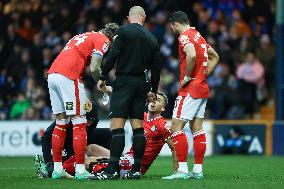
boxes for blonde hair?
[157,91,168,106]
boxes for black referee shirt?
[101,23,162,92]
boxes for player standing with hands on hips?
[162,11,219,180]
[96,6,162,180]
[47,23,118,180]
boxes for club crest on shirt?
[66,102,73,110]
[151,125,157,132]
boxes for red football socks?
[193,130,206,164]
[73,123,87,164]
[52,121,68,162]
[172,131,188,162]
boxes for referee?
[96,6,162,179]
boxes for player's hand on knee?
[84,99,93,112]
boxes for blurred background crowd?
[0,0,275,120]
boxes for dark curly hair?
[100,23,119,41]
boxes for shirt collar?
[182,27,196,35]
[147,114,162,122]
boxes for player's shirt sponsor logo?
[151,125,157,132]
[66,102,73,110]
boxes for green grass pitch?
[0,156,284,189]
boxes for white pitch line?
[0,167,34,170]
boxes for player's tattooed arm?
[90,53,103,81]
[207,47,219,76]
[166,139,179,172]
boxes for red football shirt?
[48,32,110,80]
[128,113,171,174]
[178,27,210,98]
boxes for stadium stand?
[0,0,276,120]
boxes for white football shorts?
[47,73,87,115]
[172,93,207,121]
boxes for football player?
[47,23,118,179]
[87,91,178,179]
[163,11,219,180]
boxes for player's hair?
[169,11,189,25]
[157,91,168,106]
[100,23,119,41]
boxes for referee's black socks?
[132,127,146,172]
[107,128,125,173]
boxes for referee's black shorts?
[110,74,149,120]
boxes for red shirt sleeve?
[92,35,110,57]
[158,120,172,142]
[179,34,194,52]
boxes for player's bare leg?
[188,117,206,179]
[162,118,189,179]
[87,144,110,157]
[51,112,73,179]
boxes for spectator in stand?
[9,92,30,119]
[0,0,276,120]
[17,17,38,43]
[256,34,275,93]
[236,51,266,116]
[208,63,243,119]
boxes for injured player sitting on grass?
[35,92,178,179]
[85,92,177,179]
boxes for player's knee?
[56,112,67,120]
[172,119,185,132]
[56,118,70,128]
[130,119,143,130]
[71,115,87,127]
[191,118,203,132]
[110,118,126,129]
